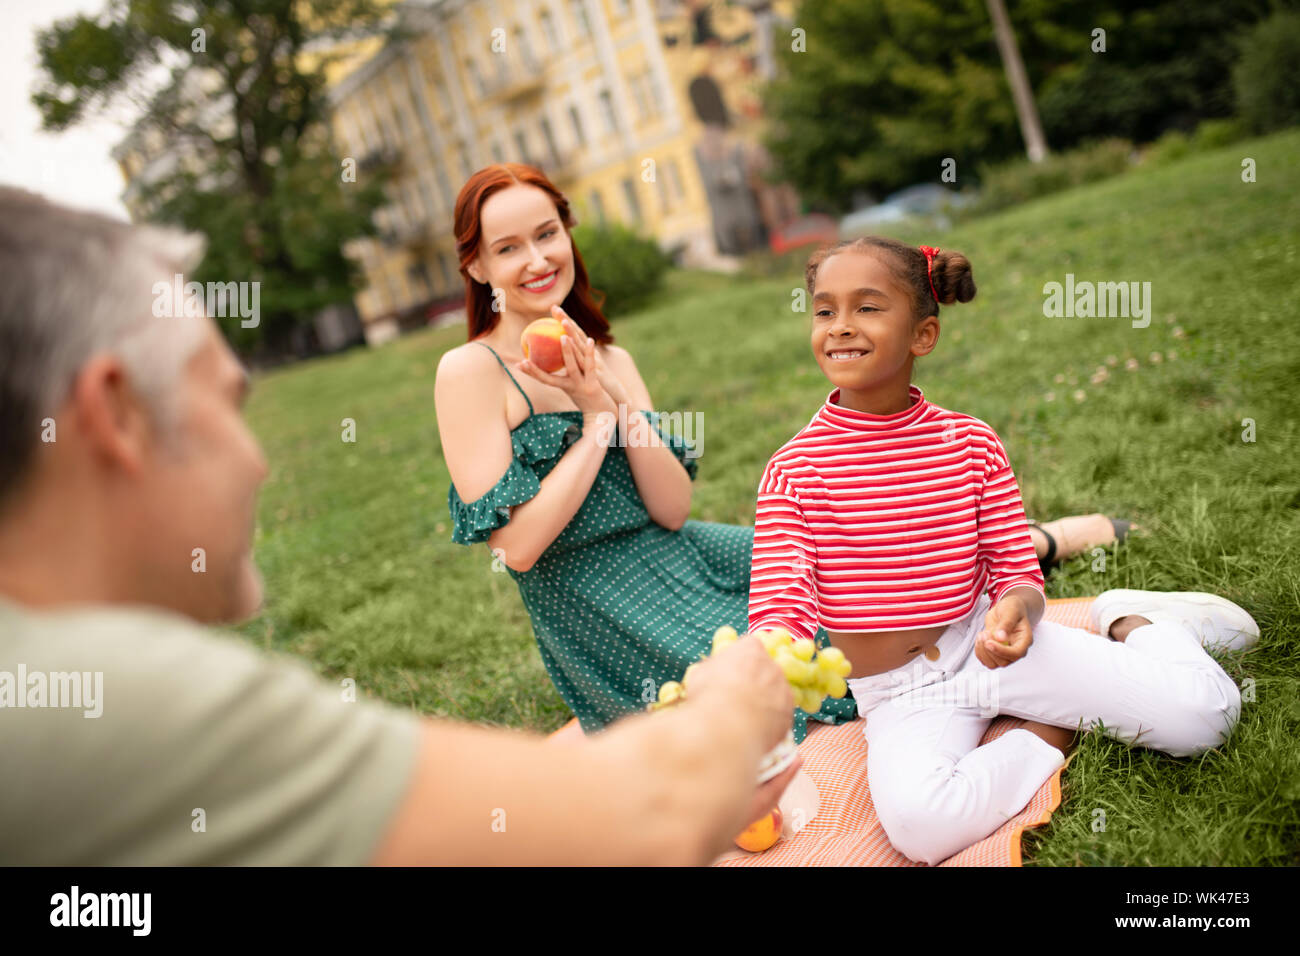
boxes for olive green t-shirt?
[0,595,422,865]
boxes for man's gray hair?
[0,186,209,504]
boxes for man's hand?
[682,635,794,752]
[974,593,1034,668]
[739,757,804,832]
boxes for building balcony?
[359,145,403,174]
[546,148,583,184]
[396,217,433,251]
[481,62,545,103]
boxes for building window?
[615,0,631,17]
[385,199,405,235]
[539,116,559,165]
[382,106,401,148]
[434,166,454,213]
[406,67,430,129]
[457,143,472,180]
[540,9,560,53]
[421,177,438,219]
[409,181,428,225]
[667,158,685,203]
[598,89,618,133]
[569,0,591,40]
[466,59,485,96]
[569,104,586,146]
[589,189,605,226]
[491,140,505,164]
[437,251,453,290]
[349,111,369,154]
[646,68,665,117]
[362,91,385,151]
[655,175,670,214]
[621,178,641,223]
[628,72,648,121]
[407,262,432,298]
[513,128,532,165]
[514,26,538,72]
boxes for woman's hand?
[543,304,631,408]
[516,306,616,418]
[975,594,1034,668]
[585,337,632,410]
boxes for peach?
[520,317,566,373]
[733,808,783,852]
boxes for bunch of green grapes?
[650,625,852,714]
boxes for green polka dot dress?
[448,344,857,744]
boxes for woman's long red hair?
[455,163,613,345]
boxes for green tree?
[761,0,1288,210]
[32,0,396,355]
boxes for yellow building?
[327,0,802,344]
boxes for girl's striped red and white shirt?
[747,384,1044,641]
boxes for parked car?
[838,184,976,236]
[769,213,840,255]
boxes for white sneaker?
[1090,589,1260,653]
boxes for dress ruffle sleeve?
[640,409,700,482]
[447,413,583,545]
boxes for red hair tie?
[919,245,940,302]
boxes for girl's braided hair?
[804,236,976,320]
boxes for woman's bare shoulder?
[599,342,636,372]
[435,342,507,414]
[437,341,500,379]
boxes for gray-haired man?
[0,186,804,865]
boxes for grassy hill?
[238,128,1300,864]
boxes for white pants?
[845,592,1242,865]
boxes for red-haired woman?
[434,163,1131,741]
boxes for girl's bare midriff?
[826,624,953,679]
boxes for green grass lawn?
[237,128,1300,865]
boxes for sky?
[0,0,135,221]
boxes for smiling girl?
[746,236,1256,864]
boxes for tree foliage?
[763,0,1293,211]
[33,0,398,353]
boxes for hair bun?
[931,250,976,305]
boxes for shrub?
[1192,117,1247,150]
[1233,9,1300,133]
[1143,129,1192,167]
[570,222,671,318]
[966,138,1134,217]
[1144,118,1250,166]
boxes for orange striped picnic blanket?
[546,596,1095,866]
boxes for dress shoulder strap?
[473,341,534,416]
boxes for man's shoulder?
[0,598,338,739]
[4,599,278,686]
[0,597,423,865]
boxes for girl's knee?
[1163,672,1242,756]
[878,802,969,865]
[874,778,972,865]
